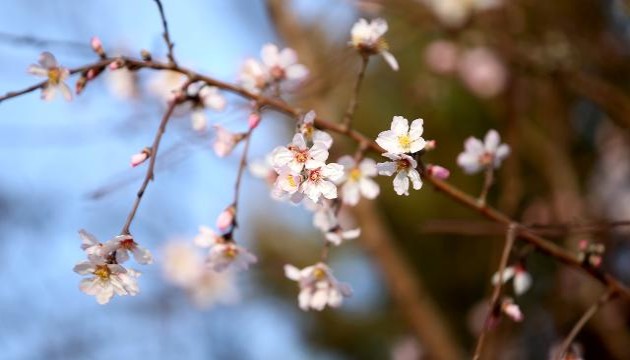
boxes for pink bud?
[427,165,450,180]
[87,68,97,80]
[130,148,151,167]
[216,205,236,232]
[579,240,588,251]
[501,299,523,322]
[248,112,261,130]
[91,36,103,54]
[425,140,437,151]
[109,62,120,70]
[590,255,603,268]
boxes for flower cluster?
[350,18,399,71]
[284,262,352,311]
[239,43,309,94]
[376,116,426,195]
[194,226,257,272]
[73,230,152,304]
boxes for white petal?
[381,51,399,71]
[38,51,58,68]
[457,152,482,174]
[310,288,329,311]
[312,131,333,149]
[342,228,361,239]
[291,133,307,149]
[393,172,410,196]
[464,136,485,155]
[27,64,47,77]
[391,116,410,136]
[491,266,515,285]
[359,178,380,199]
[322,163,344,181]
[284,264,302,281]
[484,129,500,153]
[375,130,400,154]
[298,289,312,311]
[132,246,153,265]
[408,169,423,190]
[260,43,280,67]
[325,232,343,246]
[342,182,361,206]
[359,158,377,176]
[318,180,339,200]
[285,64,309,81]
[41,86,56,101]
[376,161,397,176]
[191,110,207,132]
[494,144,511,164]
[514,271,532,295]
[73,261,95,275]
[59,82,73,101]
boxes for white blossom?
[336,156,380,206]
[377,153,422,196]
[27,51,72,101]
[301,163,344,202]
[421,0,502,27]
[106,67,138,100]
[189,84,227,132]
[194,226,257,272]
[350,18,399,71]
[74,257,139,304]
[102,234,153,265]
[325,228,361,246]
[148,69,186,103]
[162,242,239,309]
[312,203,360,245]
[272,166,303,201]
[457,129,510,174]
[260,43,309,83]
[376,116,426,155]
[213,125,244,158]
[79,229,104,257]
[299,110,333,149]
[284,262,352,311]
[238,58,269,94]
[271,133,329,173]
[492,265,532,296]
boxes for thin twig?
[341,54,369,129]
[120,82,190,234]
[473,223,518,360]
[0,32,90,53]
[232,129,254,222]
[478,165,494,206]
[152,0,177,65]
[556,289,616,360]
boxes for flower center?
[270,66,285,80]
[286,174,297,188]
[224,246,238,259]
[395,159,411,171]
[120,239,135,250]
[313,267,327,280]
[398,135,411,151]
[47,68,61,85]
[308,169,321,182]
[479,152,494,166]
[94,265,111,280]
[294,150,309,163]
[349,168,362,181]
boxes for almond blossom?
[238,58,269,94]
[271,166,303,202]
[194,226,257,272]
[260,43,309,84]
[27,51,72,101]
[298,110,333,149]
[301,163,344,202]
[350,18,399,71]
[336,155,380,206]
[457,129,510,174]
[73,257,139,304]
[190,84,226,132]
[102,234,153,265]
[492,265,532,296]
[284,262,352,311]
[213,125,245,158]
[376,116,426,155]
[271,133,329,173]
[162,242,239,309]
[377,153,422,196]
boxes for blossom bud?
[424,140,437,151]
[501,298,523,322]
[141,49,152,61]
[90,36,105,58]
[248,112,261,130]
[216,205,236,232]
[131,147,152,167]
[427,164,450,180]
[75,76,88,95]
[109,58,124,70]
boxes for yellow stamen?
[349,168,362,182]
[94,265,111,280]
[224,246,238,259]
[313,267,326,280]
[398,135,411,151]
[47,68,61,85]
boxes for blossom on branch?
[376,116,426,155]
[377,153,422,196]
[336,155,380,206]
[194,226,257,272]
[298,110,333,149]
[73,257,140,305]
[301,163,344,202]
[27,51,72,101]
[284,262,352,311]
[457,129,510,174]
[260,43,309,84]
[492,264,532,296]
[350,18,399,71]
[102,234,153,265]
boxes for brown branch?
[231,128,254,231]
[341,54,369,129]
[473,223,517,360]
[556,289,616,360]
[152,0,177,65]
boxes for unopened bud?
[216,205,236,232]
[501,298,523,322]
[248,112,261,129]
[109,58,124,70]
[427,164,450,180]
[130,147,152,167]
[90,36,106,58]
[424,140,437,151]
[75,76,88,95]
[140,49,152,61]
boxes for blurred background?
[1,0,630,359]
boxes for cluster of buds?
[578,240,605,268]
[73,230,152,304]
